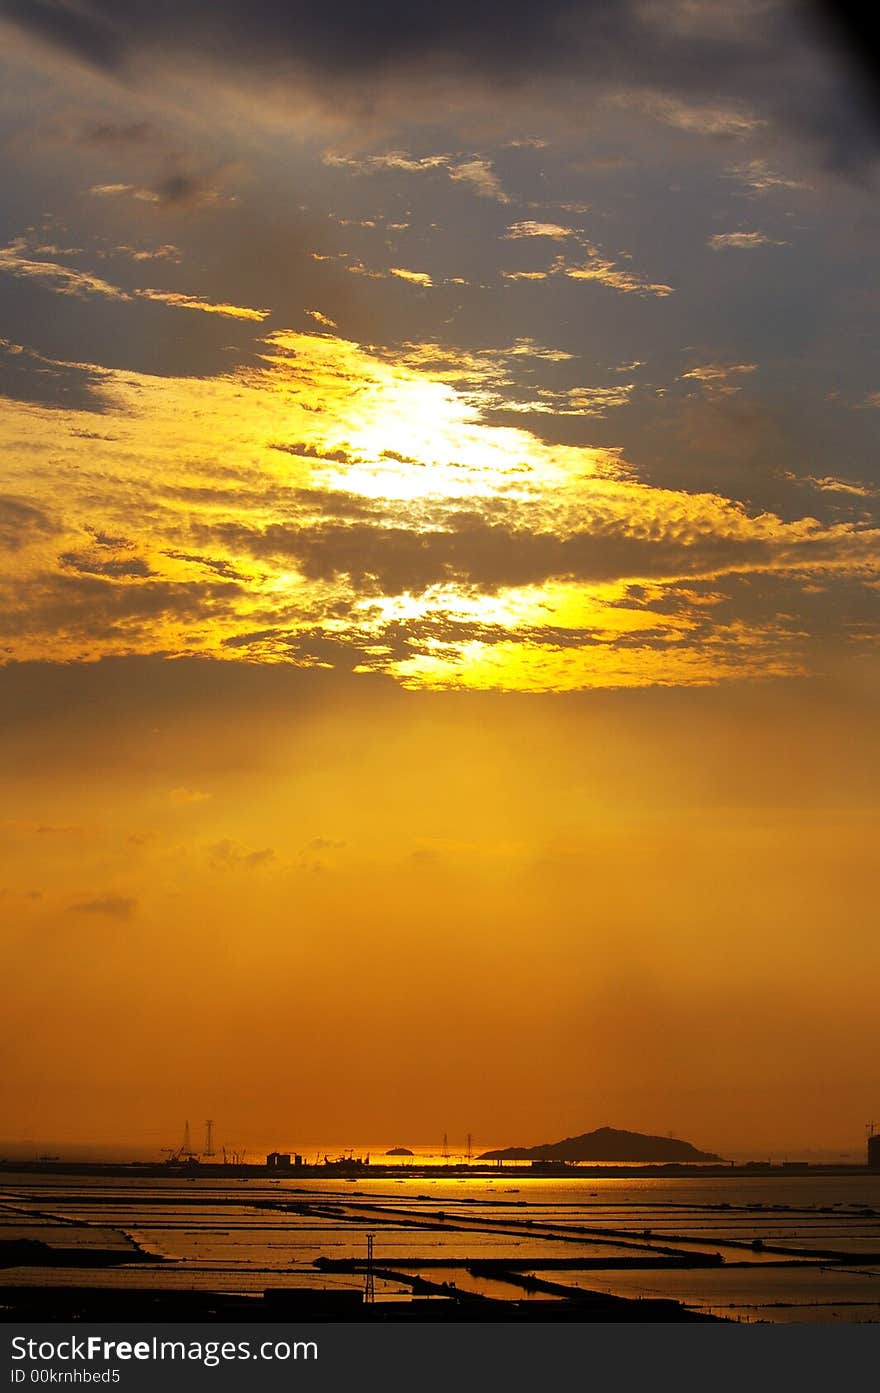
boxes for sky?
[0,1,878,1158]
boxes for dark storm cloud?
[809,2,880,122]
[644,569,880,638]
[3,1,877,170]
[286,486,381,520]
[0,572,241,642]
[207,511,878,595]
[0,339,109,413]
[162,549,246,580]
[152,173,208,207]
[2,0,585,76]
[270,442,353,465]
[0,495,58,551]
[59,551,154,579]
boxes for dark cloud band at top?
[0,0,791,87]
[3,0,877,171]
[1,0,589,76]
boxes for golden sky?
[0,0,878,1156]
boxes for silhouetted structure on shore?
[0,1157,871,1180]
[480,1126,722,1164]
[0,1282,722,1323]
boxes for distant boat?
[323,1152,369,1170]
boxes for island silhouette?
[479,1126,722,1163]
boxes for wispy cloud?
[562,251,674,297]
[503,248,673,297]
[787,473,878,499]
[725,159,812,194]
[614,92,765,137]
[0,241,267,320]
[389,267,433,286]
[325,151,509,202]
[135,290,270,321]
[681,363,758,394]
[708,231,787,250]
[446,158,508,202]
[0,241,129,301]
[110,244,182,263]
[89,175,232,208]
[504,221,575,240]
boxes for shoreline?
[1,1160,875,1181]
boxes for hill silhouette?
[479,1126,722,1163]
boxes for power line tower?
[364,1233,375,1304]
[204,1120,215,1157]
[465,1132,473,1163]
[441,1131,449,1163]
[182,1120,192,1156]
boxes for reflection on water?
[1,1172,878,1322]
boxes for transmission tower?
[441,1131,449,1162]
[465,1132,473,1163]
[204,1120,215,1157]
[364,1233,375,1303]
[182,1119,192,1156]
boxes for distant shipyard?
[3,1120,878,1180]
